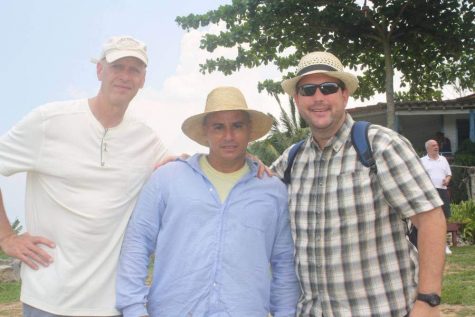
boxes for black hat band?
[297,64,337,76]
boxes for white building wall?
[444,115,458,152]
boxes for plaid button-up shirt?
[272,115,442,317]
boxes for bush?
[456,139,475,155]
[450,141,475,203]
[450,166,470,203]
[449,200,475,245]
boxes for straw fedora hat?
[182,86,273,147]
[281,51,359,96]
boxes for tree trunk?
[383,39,396,130]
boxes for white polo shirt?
[421,154,452,189]
[0,99,167,316]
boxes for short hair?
[425,139,437,150]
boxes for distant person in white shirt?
[421,139,453,254]
[0,35,167,316]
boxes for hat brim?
[282,70,358,96]
[105,50,148,65]
[91,50,148,65]
[182,109,273,147]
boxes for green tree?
[11,218,22,234]
[248,98,309,165]
[177,0,475,130]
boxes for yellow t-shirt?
[199,155,250,202]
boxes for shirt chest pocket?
[236,201,276,233]
[320,171,381,241]
[326,170,380,219]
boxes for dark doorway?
[457,119,469,148]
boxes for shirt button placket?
[315,156,327,282]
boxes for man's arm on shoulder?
[245,153,273,178]
[409,207,446,317]
[0,189,54,269]
[269,150,290,180]
[154,153,188,169]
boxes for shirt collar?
[311,113,354,153]
[185,153,258,177]
[426,154,441,161]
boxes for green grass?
[0,246,474,313]
[0,251,21,304]
[0,283,20,303]
[442,245,475,306]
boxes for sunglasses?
[297,82,342,96]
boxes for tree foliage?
[248,98,309,165]
[11,218,22,234]
[176,0,475,129]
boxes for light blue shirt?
[116,154,300,317]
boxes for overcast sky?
[0,0,383,227]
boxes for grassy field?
[1,246,474,316]
[0,283,19,304]
[441,245,475,316]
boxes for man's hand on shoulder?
[154,153,190,169]
[246,153,273,178]
[0,233,55,270]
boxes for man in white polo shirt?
[0,35,167,316]
[421,139,453,254]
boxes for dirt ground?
[0,302,474,317]
[0,302,20,317]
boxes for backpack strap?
[352,121,417,247]
[351,121,377,173]
[283,139,305,185]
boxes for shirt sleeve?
[0,108,44,176]
[269,184,301,316]
[116,172,163,317]
[372,128,443,218]
[270,147,291,180]
[152,136,170,167]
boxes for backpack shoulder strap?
[283,139,305,185]
[351,121,377,173]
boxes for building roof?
[348,93,475,116]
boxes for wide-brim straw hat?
[182,86,273,147]
[281,51,359,96]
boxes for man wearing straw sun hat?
[116,86,300,317]
[271,52,446,317]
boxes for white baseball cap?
[91,35,148,65]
